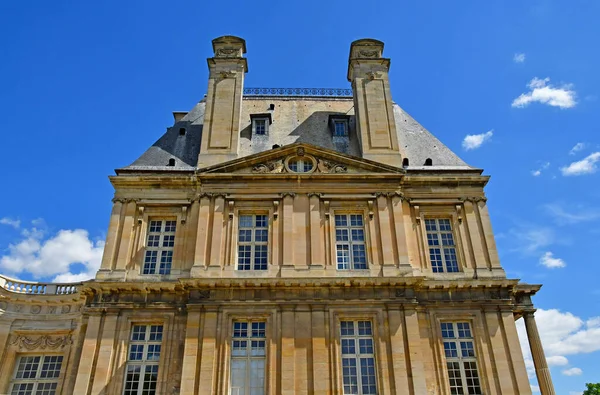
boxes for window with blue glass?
[441,322,481,395]
[230,321,266,395]
[143,219,176,275]
[123,325,163,395]
[425,218,459,273]
[238,214,268,271]
[340,320,377,395]
[335,214,367,270]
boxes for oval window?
[288,157,314,173]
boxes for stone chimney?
[347,39,403,167]
[197,36,248,167]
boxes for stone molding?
[9,334,73,350]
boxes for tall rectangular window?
[143,220,176,275]
[425,218,459,273]
[340,320,377,395]
[123,325,163,395]
[230,321,266,395]
[237,214,268,271]
[441,322,482,395]
[335,214,367,270]
[10,355,63,395]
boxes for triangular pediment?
[198,143,404,175]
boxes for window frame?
[333,119,349,137]
[9,354,64,395]
[423,217,460,273]
[414,207,466,274]
[141,218,177,275]
[439,321,483,395]
[338,320,378,395]
[251,116,271,136]
[229,320,267,395]
[284,154,317,174]
[122,324,164,395]
[235,211,270,271]
[333,212,369,270]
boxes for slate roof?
[119,96,472,172]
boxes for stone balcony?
[0,274,80,295]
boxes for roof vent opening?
[269,103,275,110]
[179,128,186,136]
[168,158,176,166]
[424,158,433,166]
[402,158,409,167]
[272,144,280,149]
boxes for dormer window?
[250,113,272,136]
[329,115,350,137]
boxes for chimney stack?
[347,39,403,167]
[198,36,248,167]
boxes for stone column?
[523,312,555,395]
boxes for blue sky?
[0,1,598,393]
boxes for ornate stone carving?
[218,71,237,80]
[100,293,119,303]
[61,305,71,314]
[388,191,405,200]
[462,196,487,203]
[359,50,379,58]
[30,305,41,314]
[10,334,73,350]
[280,192,296,198]
[307,192,323,198]
[252,160,285,173]
[197,290,211,299]
[0,301,7,310]
[48,306,57,314]
[215,48,239,58]
[317,160,347,173]
[365,71,382,80]
[297,147,305,157]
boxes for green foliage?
[583,383,600,395]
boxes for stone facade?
[0,36,554,395]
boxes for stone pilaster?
[524,312,555,395]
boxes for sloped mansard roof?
[121,96,472,172]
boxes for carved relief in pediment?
[250,154,348,174]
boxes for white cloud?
[514,53,526,63]
[0,217,21,229]
[531,384,540,393]
[569,392,583,395]
[508,225,556,254]
[546,355,569,366]
[561,152,600,176]
[562,367,583,376]
[462,130,494,150]
[569,142,586,155]
[539,251,566,268]
[512,77,577,109]
[517,309,600,382]
[543,203,600,225]
[0,224,104,282]
[531,162,550,177]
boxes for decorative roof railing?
[0,274,81,295]
[243,87,353,97]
